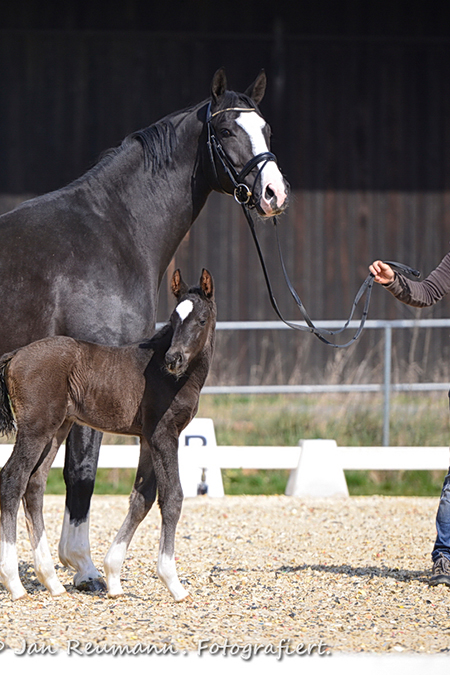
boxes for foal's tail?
[0,356,16,437]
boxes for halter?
[205,102,277,206]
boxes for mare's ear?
[200,268,214,299]
[245,70,266,105]
[211,68,227,104]
[171,269,189,299]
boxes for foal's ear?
[211,68,227,104]
[200,268,214,299]
[245,70,266,105]
[171,269,189,299]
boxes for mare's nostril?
[265,186,275,201]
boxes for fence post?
[383,324,392,447]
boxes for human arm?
[369,253,450,308]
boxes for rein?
[205,101,421,347]
[242,205,421,348]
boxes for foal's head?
[164,268,216,378]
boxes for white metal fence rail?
[204,318,450,446]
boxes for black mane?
[131,119,177,172]
[130,92,258,176]
[69,116,179,188]
[78,94,256,186]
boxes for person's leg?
[430,468,450,586]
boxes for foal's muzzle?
[164,350,186,377]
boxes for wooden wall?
[1,10,450,384]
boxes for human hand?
[369,260,395,285]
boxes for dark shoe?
[430,554,450,587]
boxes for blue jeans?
[432,467,450,562]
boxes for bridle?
[206,102,277,207]
[205,101,421,348]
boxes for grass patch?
[45,467,136,495]
[197,392,450,448]
[345,469,447,496]
[222,469,290,495]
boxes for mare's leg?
[22,421,73,597]
[58,424,105,591]
[0,431,54,600]
[151,430,188,602]
[104,438,157,597]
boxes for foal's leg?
[104,438,157,597]
[150,430,188,602]
[0,431,54,600]
[22,421,73,597]
[58,425,105,591]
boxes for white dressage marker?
[178,418,225,498]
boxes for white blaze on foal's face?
[235,111,287,215]
[176,299,194,323]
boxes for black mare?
[0,68,288,591]
[0,269,215,601]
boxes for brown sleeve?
[383,252,450,308]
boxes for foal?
[0,268,215,601]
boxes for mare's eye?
[220,128,231,138]
[199,319,206,326]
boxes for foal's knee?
[158,484,183,522]
[23,472,46,509]
[0,465,27,508]
[128,486,155,521]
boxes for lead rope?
[242,205,421,348]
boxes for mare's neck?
[90,103,212,276]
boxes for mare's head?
[205,68,289,217]
[164,268,216,378]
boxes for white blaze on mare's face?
[236,111,268,156]
[236,111,287,214]
[176,299,194,323]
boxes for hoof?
[107,587,124,599]
[50,588,67,598]
[175,592,191,603]
[12,591,29,602]
[75,577,107,593]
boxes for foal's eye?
[199,319,206,326]
[220,128,231,138]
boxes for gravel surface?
[1,494,449,656]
